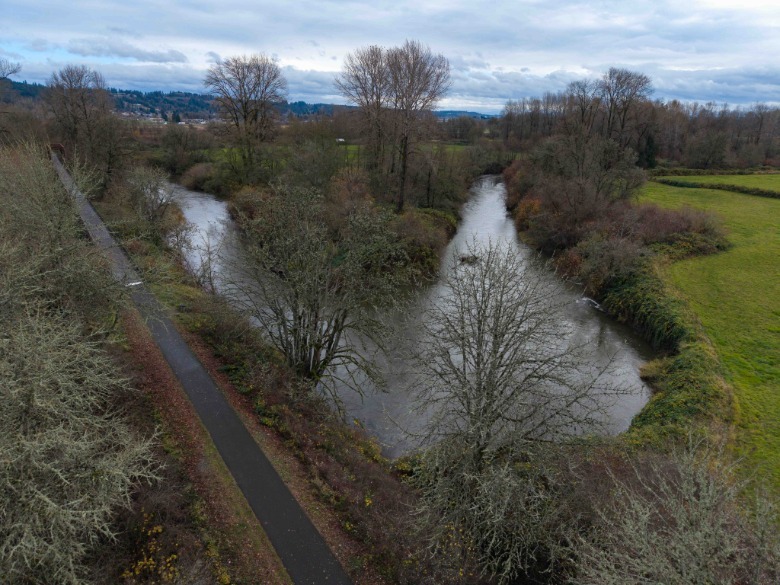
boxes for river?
[173,178,652,457]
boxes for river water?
[173,178,652,457]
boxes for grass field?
[657,173,780,193]
[640,182,780,485]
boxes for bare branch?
[0,58,21,79]
[204,54,287,174]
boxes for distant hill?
[108,88,215,119]
[7,80,493,120]
[8,80,46,100]
[435,110,497,120]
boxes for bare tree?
[204,54,287,178]
[224,184,408,404]
[45,65,124,189]
[410,240,623,583]
[335,45,389,171]
[126,165,178,244]
[0,58,21,79]
[598,67,653,146]
[0,58,20,103]
[412,240,620,464]
[337,41,450,211]
[386,40,451,212]
[564,79,601,138]
[46,65,112,151]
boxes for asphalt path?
[53,155,352,585]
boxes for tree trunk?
[396,134,409,213]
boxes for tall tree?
[45,65,123,189]
[337,41,450,212]
[204,54,287,179]
[46,65,111,152]
[0,58,21,79]
[335,45,389,171]
[411,240,623,583]
[0,59,21,138]
[224,184,407,404]
[598,67,653,146]
[386,40,451,213]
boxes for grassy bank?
[639,182,780,486]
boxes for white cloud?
[67,38,188,64]
[4,0,780,109]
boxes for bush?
[601,265,692,351]
[653,177,780,200]
[569,234,643,294]
[575,440,780,584]
[180,162,217,192]
[392,208,451,277]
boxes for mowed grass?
[658,173,780,192]
[640,182,780,485]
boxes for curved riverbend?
[174,178,652,457]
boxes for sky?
[2,0,779,113]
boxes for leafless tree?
[412,240,620,464]
[0,58,20,103]
[45,65,124,189]
[46,65,112,150]
[386,40,451,212]
[337,41,450,212]
[126,165,178,244]
[335,45,389,171]
[204,54,287,177]
[598,67,653,146]
[564,79,601,138]
[223,183,407,405]
[410,240,624,582]
[0,58,21,79]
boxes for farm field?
[657,173,780,192]
[640,182,780,485]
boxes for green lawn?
[657,173,780,193]
[640,182,780,485]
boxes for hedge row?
[652,178,780,200]
[647,167,772,177]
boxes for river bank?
[174,177,653,457]
[501,161,737,447]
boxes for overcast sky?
[2,0,779,113]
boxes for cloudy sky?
[2,0,779,113]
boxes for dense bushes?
[0,143,160,583]
[575,440,780,585]
[503,148,728,297]
[502,138,734,445]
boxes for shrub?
[180,162,217,192]
[571,234,643,294]
[0,312,159,584]
[575,440,780,584]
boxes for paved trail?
[53,155,352,585]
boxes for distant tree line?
[497,68,780,169]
